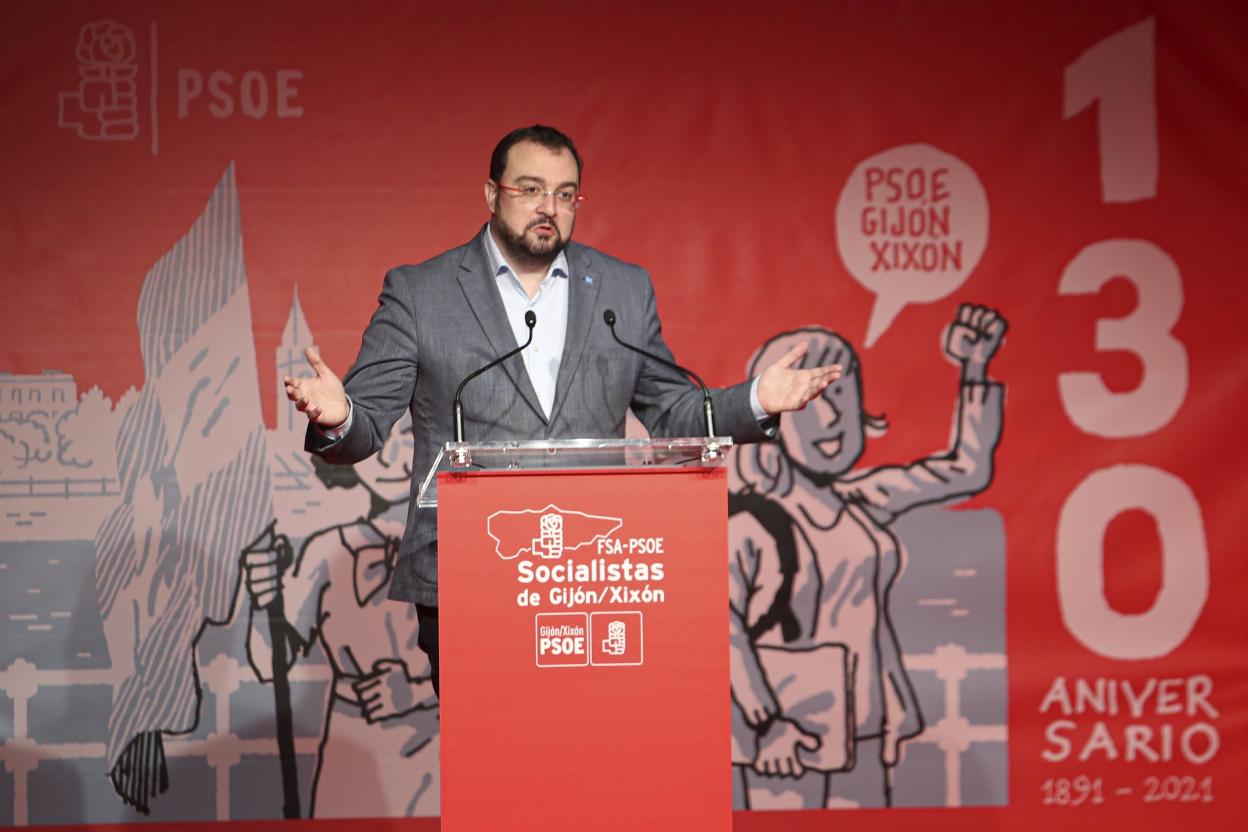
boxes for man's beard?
[493,213,570,268]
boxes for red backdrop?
[1,1,1245,830]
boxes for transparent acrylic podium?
[427,436,735,831]
[417,436,732,507]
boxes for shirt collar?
[483,223,569,287]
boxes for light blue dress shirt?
[481,224,568,419]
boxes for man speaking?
[282,125,841,691]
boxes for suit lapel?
[549,244,599,425]
[455,235,547,423]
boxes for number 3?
[1058,240,1188,438]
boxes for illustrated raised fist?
[945,303,1007,380]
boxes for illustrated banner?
[0,2,1244,830]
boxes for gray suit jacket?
[308,228,772,605]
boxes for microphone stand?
[451,311,537,461]
[603,308,716,440]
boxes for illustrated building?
[0,371,77,420]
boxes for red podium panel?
[437,467,730,831]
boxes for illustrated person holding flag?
[282,124,844,691]
[243,414,441,818]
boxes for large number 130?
[1056,18,1209,661]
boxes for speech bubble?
[835,144,989,346]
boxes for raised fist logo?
[58,20,140,141]
[534,513,564,559]
[602,620,627,656]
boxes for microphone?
[603,308,716,438]
[453,310,537,442]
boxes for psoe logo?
[602,620,627,656]
[58,20,139,141]
[486,505,622,561]
[56,19,306,153]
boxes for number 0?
[1057,464,1209,659]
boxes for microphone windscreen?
[525,310,537,328]
[603,309,617,327]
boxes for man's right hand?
[284,346,349,428]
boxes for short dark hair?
[489,125,583,183]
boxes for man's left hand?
[756,341,842,415]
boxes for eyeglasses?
[495,182,587,210]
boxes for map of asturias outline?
[486,505,623,560]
